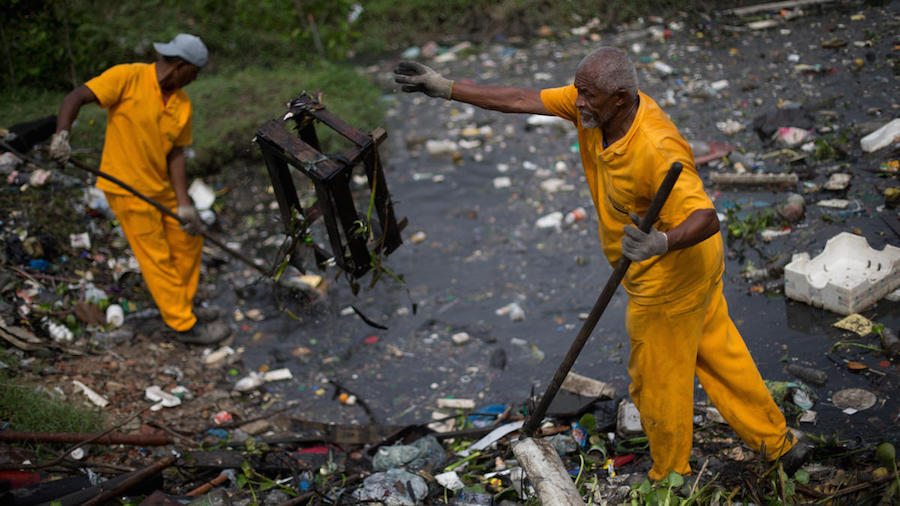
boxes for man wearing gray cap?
[50,33,230,345]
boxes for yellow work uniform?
[541,85,792,480]
[86,63,201,331]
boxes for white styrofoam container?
[785,232,900,315]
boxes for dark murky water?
[214,2,898,446]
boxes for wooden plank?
[723,0,837,16]
[512,438,585,506]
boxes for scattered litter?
[435,471,465,491]
[561,371,616,399]
[860,118,899,152]
[785,363,828,385]
[188,179,216,210]
[535,211,563,230]
[410,231,427,244]
[493,176,511,189]
[203,345,236,365]
[716,119,744,135]
[823,173,851,191]
[617,400,643,436]
[564,206,587,225]
[234,368,293,392]
[459,421,524,457]
[495,302,525,321]
[352,469,428,505]
[451,332,471,345]
[831,388,877,413]
[425,139,458,155]
[145,385,182,410]
[69,232,91,249]
[44,318,73,342]
[785,232,900,314]
[105,304,124,327]
[437,398,475,409]
[526,115,569,128]
[775,127,812,147]
[833,313,873,336]
[72,380,109,408]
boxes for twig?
[82,455,176,506]
[815,472,896,503]
[689,458,709,497]
[146,420,200,448]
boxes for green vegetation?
[0,375,104,433]
[0,62,384,172]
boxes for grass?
[0,375,104,434]
[0,61,385,174]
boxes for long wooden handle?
[520,161,683,438]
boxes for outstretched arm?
[393,61,551,115]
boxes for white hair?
[576,47,639,96]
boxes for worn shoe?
[780,430,813,476]
[194,305,222,323]
[173,321,231,345]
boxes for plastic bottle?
[860,118,900,152]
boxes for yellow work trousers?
[626,276,792,481]
[106,192,202,332]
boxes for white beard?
[579,109,599,129]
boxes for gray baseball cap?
[153,33,208,68]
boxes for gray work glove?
[621,213,668,262]
[393,61,453,99]
[49,130,71,163]
[177,204,203,236]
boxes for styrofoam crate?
[784,232,900,315]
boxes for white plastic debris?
[188,179,216,210]
[203,345,236,365]
[69,232,91,250]
[652,60,674,76]
[437,398,475,409]
[459,421,524,457]
[823,173,851,191]
[561,371,616,399]
[451,332,471,345]
[540,178,568,193]
[860,118,900,152]
[616,400,644,436]
[526,115,568,127]
[816,198,850,209]
[435,471,465,491]
[493,176,511,189]
[785,232,900,315]
[145,385,182,410]
[234,373,265,392]
[775,127,812,147]
[425,139,458,155]
[535,211,563,231]
[105,304,124,328]
[716,119,744,135]
[45,318,73,342]
[73,380,109,408]
[263,368,293,382]
[495,302,525,321]
[234,368,293,392]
